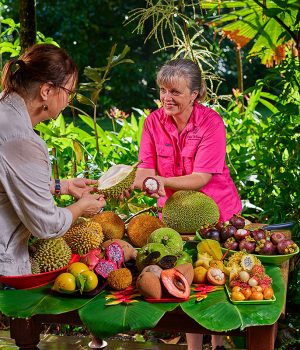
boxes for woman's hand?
[61,178,97,199]
[77,192,106,218]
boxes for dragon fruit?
[94,259,117,278]
[105,242,124,268]
[80,248,102,270]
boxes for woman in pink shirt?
[134,58,242,350]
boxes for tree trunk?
[19,0,36,52]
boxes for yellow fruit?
[52,273,76,294]
[76,270,98,292]
[231,291,245,301]
[67,262,89,277]
[193,266,208,283]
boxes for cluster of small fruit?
[229,264,274,301]
[200,215,298,255]
[52,261,98,294]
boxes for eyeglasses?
[58,86,77,103]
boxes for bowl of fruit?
[200,216,298,266]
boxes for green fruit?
[176,251,193,266]
[149,227,183,254]
[136,243,170,271]
[97,162,140,199]
[162,191,220,233]
[32,238,72,273]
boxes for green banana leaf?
[181,265,285,331]
[79,292,178,338]
[0,285,95,318]
[0,266,285,335]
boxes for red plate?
[145,297,189,303]
[0,254,80,290]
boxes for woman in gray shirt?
[0,44,105,276]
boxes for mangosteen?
[223,237,239,250]
[229,214,245,229]
[270,232,286,245]
[206,228,221,242]
[199,227,212,238]
[256,240,277,255]
[234,228,250,241]
[251,229,266,241]
[277,239,298,254]
[142,177,159,195]
[215,221,225,231]
[220,225,237,241]
[239,239,256,253]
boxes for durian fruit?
[64,221,104,254]
[29,257,41,274]
[97,162,140,199]
[107,268,132,290]
[32,237,72,273]
[127,214,165,248]
[92,211,125,240]
[162,191,220,233]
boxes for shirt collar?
[1,92,33,130]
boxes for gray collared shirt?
[0,92,72,276]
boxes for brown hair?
[1,43,78,100]
[156,58,207,101]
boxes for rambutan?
[251,264,265,275]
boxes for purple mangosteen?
[206,228,221,242]
[223,237,239,250]
[277,239,298,254]
[220,225,237,241]
[234,228,250,241]
[229,214,245,229]
[239,239,256,253]
[256,240,277,255]
[251,229,266,242]
[270,232,286,245]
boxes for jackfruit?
[64,221,104,254]
[127,214,165,248]
[162,191,220,233]
[32,237,72,272]
[97,162,140,199]
[92,211,125,240]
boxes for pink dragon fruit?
[80,248,102,270]
[94,259,117,278]
[105,242,124,268]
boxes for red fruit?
[142,177,159,194]
[223,237,239,250]
[220,225,237,241]
[239,239,256,253]
[251,229,266,241]
[251,265,265,275]
[105,242,124,268]
[161,268,190,299]
[94,259,117,278]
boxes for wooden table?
[9,308,277,350]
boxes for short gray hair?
[156,58,206,101]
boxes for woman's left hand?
[62,178,97,199]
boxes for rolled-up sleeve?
[138,118,157,169]
[0,137,72,238]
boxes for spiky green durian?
[32,237,72,272]
[29,257,41,274]
[63,221,104,254]
[162,191,220,234]
[97,162,140,199]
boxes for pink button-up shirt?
[138,103,242,221]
